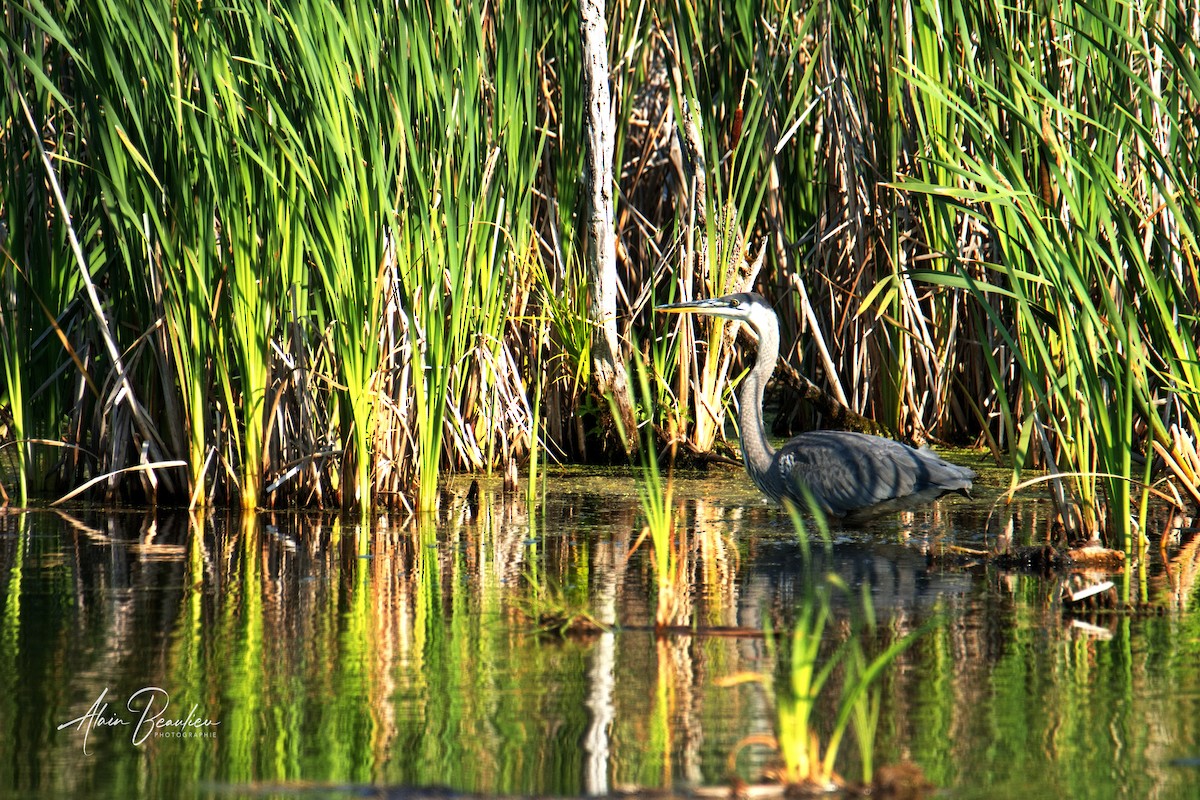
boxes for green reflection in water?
[0,481,1198,799]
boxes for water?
[2,466,1199,799]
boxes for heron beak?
[656,298,733,315]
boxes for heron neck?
[737,322,778,485]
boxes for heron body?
[658,292,975,517]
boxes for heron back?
[769,430,975,516]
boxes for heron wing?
[778,431,974,516]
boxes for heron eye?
[730,298,740,307]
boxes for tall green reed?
[1,3,98,502]
[392,0,542,512]
[658,0,818,451]
[898,0,1200,546]
[0,238,27,504]
[822,0,906,433]
[531,0,632,462]
[277,2,398,514]
[4,0,1197,521]
[2,0,546,511]
[3,0,198,502]
[620,353,683,628]
[2,2,283,507]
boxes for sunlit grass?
[393,0,543,513]
[897,0,1200,547]
[723,500,932,791]
[618,353,687,628]
[656,0,817,453]
[518,576,608,636]
[1,0,544,510]
[1,0,1197,520]
[0,260,27,505]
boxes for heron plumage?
[659,292,975,516]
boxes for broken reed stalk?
[580,0,638,454]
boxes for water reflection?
[0,475,1198,799]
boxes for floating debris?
[1067,580,1115,604]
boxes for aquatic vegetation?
[619,353,688,629]
[723,505,931,791]
[1,0,542,511]
[1,0,1197,527]
[894,0,1200,548]
[519,577,608,637]
[655,0,817,453]
[715,575,931,786]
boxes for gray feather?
[658,292,977,517]
[773,431,975,517]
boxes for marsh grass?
[652,0,817,453]
[2,0,544,510]
[0,260,27,504]
[721,501,930,790]
[616,353,688,628]
[519,576,608,637]
[2,0,1199,523]
[395,0,544,512]
[897,0,1200,545]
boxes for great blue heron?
[658,292,975,517]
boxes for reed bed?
[2,0,1198,543]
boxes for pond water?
[2,464,1200,799]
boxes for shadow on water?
[2,464,1200,799]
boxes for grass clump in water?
[720,501,934,793]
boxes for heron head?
[656,292,773,328]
